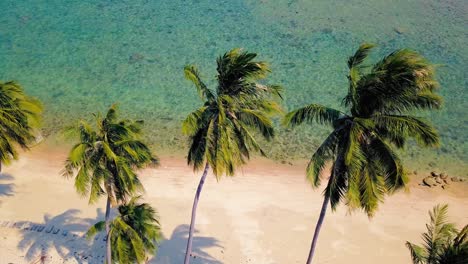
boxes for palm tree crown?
[63,104,158,204]
[0,81,42,168]
[87,196,162,263]
[406,204,468,264]
[183,48,283,177]
[285,43,442,216]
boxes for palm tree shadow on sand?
[17,208,108,263]
[151,224,223,264]
[0,173,15,197]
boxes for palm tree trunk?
[306,194,330,264]
[184,163,210,264]
[105,196,112,264]
[0,161,2,173]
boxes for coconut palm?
[0,81,42,172]
[63,104,158,264]
[284,43,442,263]
[182,48,283,263]
[406,204,468,264]
[87,196,162,263]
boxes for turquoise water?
[0,0,467,175]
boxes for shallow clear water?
[0,0,467,175]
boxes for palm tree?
[87,196,162,263]
[406,204,468,264]
[0,81,42,172]
[182,48,283,264]
[63,104,158,264]
[284,43,442,264]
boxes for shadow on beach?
[152,224,223,264]
[16,208,107,263]
[0,173,15,197]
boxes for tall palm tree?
[0,81,42,172]
[406,204,468,264]
[182,48,283,263]
[284,43,442,264]
[87,196,162,263]
[63,104,158,264]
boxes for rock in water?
[129,53,145,64]
[440,173,448,180]
[435,177,443,184]
[423,176,437,187]
[394,27,406,34]
[431,171,439,177]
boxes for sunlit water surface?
[1,0,466,175]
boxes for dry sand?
[0,145,467,264]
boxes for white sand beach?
[0,145,467,264]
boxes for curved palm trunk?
[184,163,210,264]
[105,196,112,264]
[306,194,330,264]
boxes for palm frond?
[284,104,343,127]
[306,129,342,187]
[86,221,106,239]
[184,48,282,178]
[237,109,274,140]
[0,81,43,165]
[423,204,457,262]
[64,105,157,207]
[182,106,208,136]
[405,242,427,264]
[407,204,466,264]
[347,43,376,69]
[355,48,441,115]
[184,65,214,101]
[373,115,439,147]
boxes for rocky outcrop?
[421,171,465,189]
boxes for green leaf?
[284,104,343,127]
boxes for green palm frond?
[63,105,157,205]
[285,43,442,220]
[306,129,342,187]
[187,122,209,170]
[325,142,349,210]
[356,163,386,216]
[284,104,343,127]
[184,48,282,178]
[343,43,376,108]
[406,204,466,264]
[367,136,407,193]
[184,65,214,101]
[0,81,43,166]
[406,242,427,264]
[238,109,274,140]
[86,221,106,239]
[347,43,376,69]
[373,115,439,147]
[438,224,468,264]
[423,204,458,262]
[354,49,441,116]
[182,106,208,136]
[216,49,270,96]
[87,196,162,263]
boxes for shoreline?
[0,144,467,263]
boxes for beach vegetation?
[63,104,158,264]
[284,43,442,263]
[182,48,283,263]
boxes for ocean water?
[0,0,466,175]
